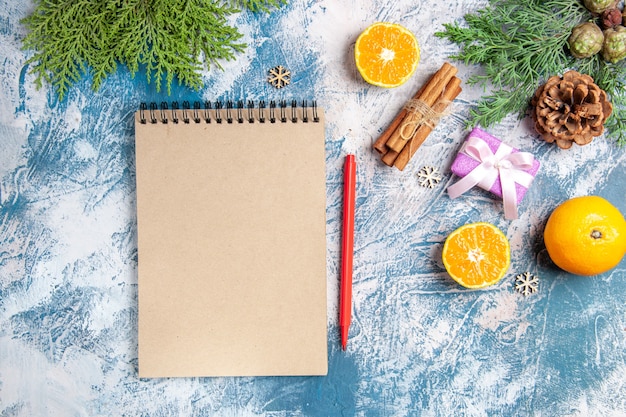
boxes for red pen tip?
[340,325,349,351]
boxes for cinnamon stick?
[385,62,458,154]
[381,77,461,170]
[380,148,400,166]
[373,82,428,155]
[381,77,462,167]
[393,79,462,171]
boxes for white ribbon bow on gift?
[447,134,536,220]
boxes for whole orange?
[544,196,626,276]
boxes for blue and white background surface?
[2,0,626,415]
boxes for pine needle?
[436,0,626,145]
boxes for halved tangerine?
[442,222,511,288]
[354,22,420,88]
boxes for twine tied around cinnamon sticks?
[373,62,462,171]
[399,98,446,139]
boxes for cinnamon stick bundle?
[372,62,462,170]
[373,82,428,155]
[393,79,462,171]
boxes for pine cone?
[531,70,613,149]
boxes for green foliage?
[21,0,285,100]
[231,0,287,12]
[436,0,626,145]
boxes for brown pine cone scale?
[531,70,612,149]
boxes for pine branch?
[22,0,98,99]
[231,0,287,12]
[466,86,536,130]
[21,0,279,100]
[595,62,626,145]
[436,0,626,144]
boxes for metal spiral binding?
[139,100,319,124]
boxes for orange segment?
[355,22,420,88]
[442,222,511,288]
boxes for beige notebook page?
[135,106,327,377]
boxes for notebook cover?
[135,106,328,377]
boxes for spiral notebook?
[135,100,328,378]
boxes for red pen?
[340,154,356,351]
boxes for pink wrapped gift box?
[449,127,540,218]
